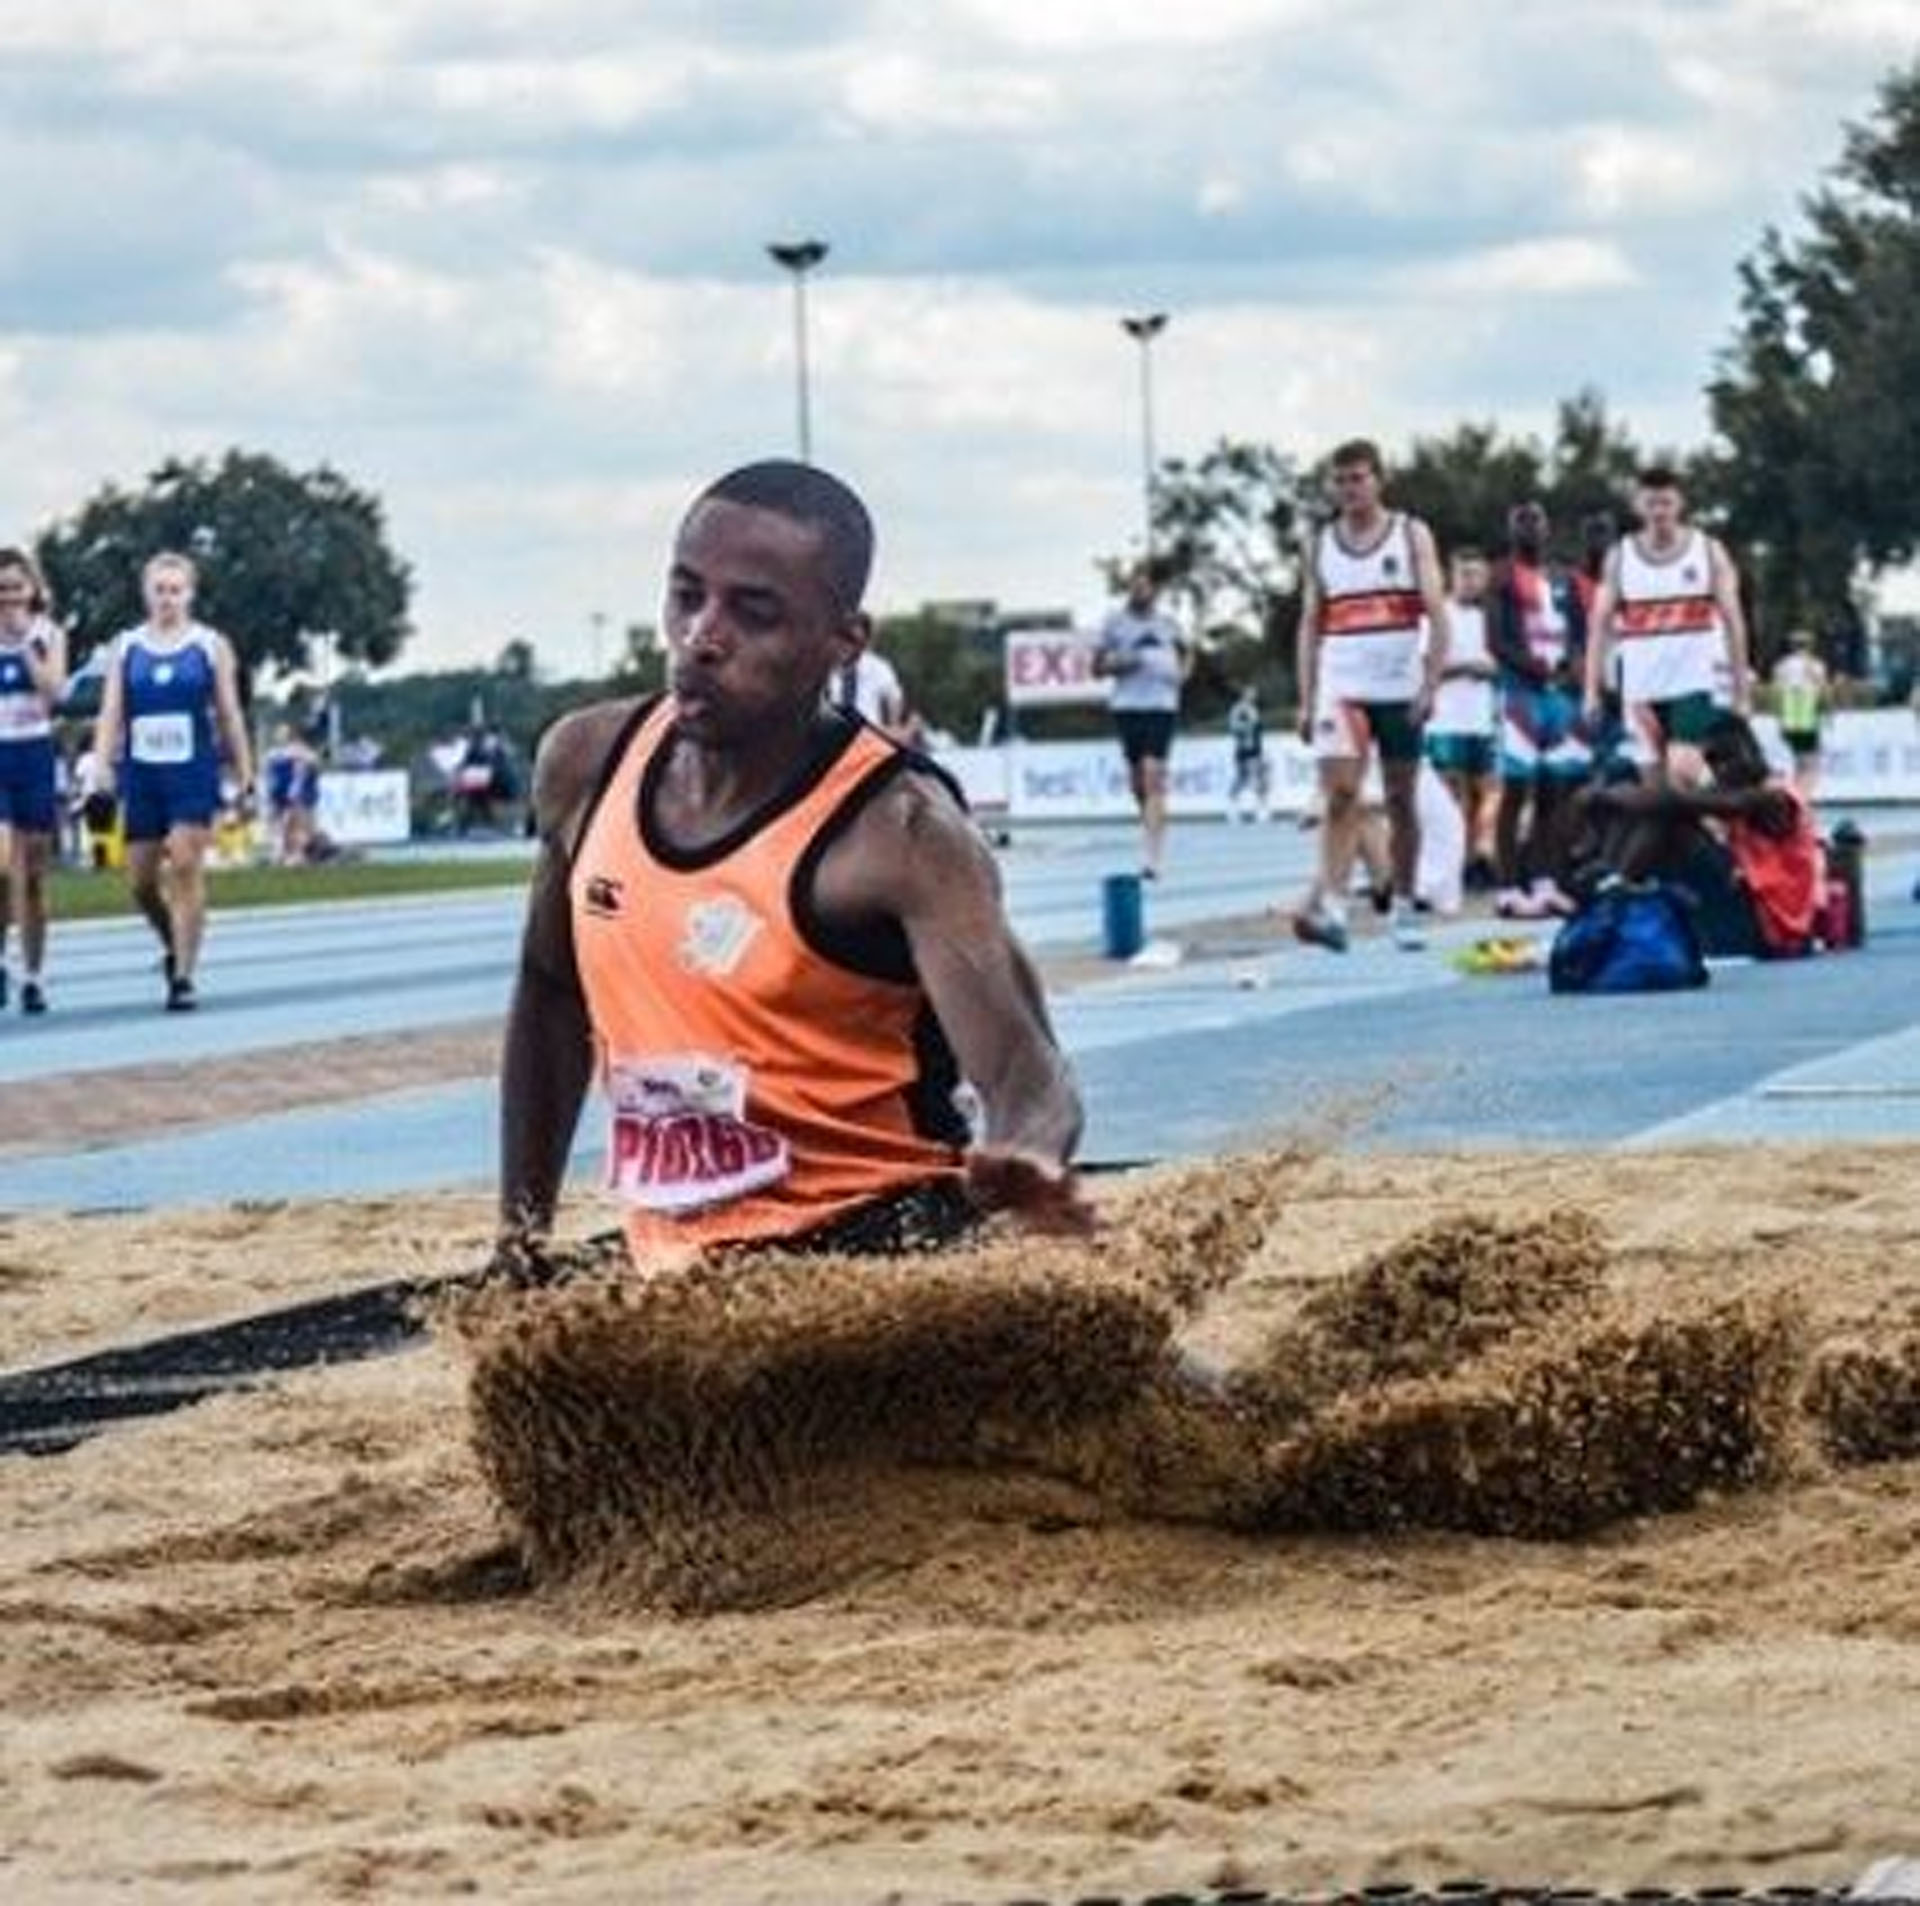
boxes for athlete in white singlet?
[1585,466,1750,773]
[1292,438,1449,951]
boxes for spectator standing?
[1226,684,1271,823]
[264,722,324,864]
[1488,501,1590,918]
[1093,566,1188,881]
[1585,466,1752,772]
[1425,548,1499,892]
[1771,628,1829,797]
[1292,438,1449,951]
[0,547,66,1013]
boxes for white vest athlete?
[1614,528,1726,705]
[1313,514,1426,703]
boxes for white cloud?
[839,51,1058,133]
[0,0,1911,666]
[1409,237,1642,298]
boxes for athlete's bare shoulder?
[825,751,988,912]
[532,695,651,843]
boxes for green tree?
[1385,422,1547,557]
[874,606,1006,742]
[1142,438,1306,647]
[1709,59,1920,641]
[36,449,413,684]
[495,638,538,682]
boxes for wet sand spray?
[456,1154,1827,1610]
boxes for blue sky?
[0,0,1911,673]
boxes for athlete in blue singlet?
[92,551,253,1011]
[0,548,66,1015]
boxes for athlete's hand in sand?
[965,1148,1098,1236]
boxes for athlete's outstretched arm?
[843,777,1089,1231]
[496,705,630,1252]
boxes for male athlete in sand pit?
[496,459,1092,1273]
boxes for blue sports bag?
[1548,880,1709,994]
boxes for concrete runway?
[2,816,1916,1212]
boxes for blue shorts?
[1428,732,1495,777]
[0,738,56,833]
[123,759,220,842]
[1500,684,1591,783]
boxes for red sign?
[1004,628,1103,708]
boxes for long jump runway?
[1,821,1916,1214]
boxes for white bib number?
[0,693,48,739]
[130,712,194,765]
[604,1054,791,1216]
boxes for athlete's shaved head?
[697,461,874,616]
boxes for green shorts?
[1636,692,1720,749]
[1313,699,1424,765]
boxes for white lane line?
[1621,1020,1920,1145]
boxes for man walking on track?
[1093,565,1189,882]
[1584,466,1751,774]
[1292,438,1450,952]
[497,460,1090,1272]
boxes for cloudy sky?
[0,1,1912,674]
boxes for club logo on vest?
[584,874,623,917]
[678,894,764,977]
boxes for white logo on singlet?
[677,895,764,977]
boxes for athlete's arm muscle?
[497,701,637,1249]
[823,776,1090,1231]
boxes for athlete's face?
[1450,556,1489,604]
[1638,484,1684,538]
[1330,459,1380,517]
[144,565,194,626]
[1508,502,1549,557]
[664,498,854,745]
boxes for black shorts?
[1114,710,1177,765]
[784,1178,982,1256]
[1782,728,1820,760]
[1671,833,1762,959]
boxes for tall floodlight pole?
[767,239,830,463]
[1120,312,1168,557]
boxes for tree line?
[24,58,1920,753]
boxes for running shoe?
[1291,906,1350,953]
[1530,877,1578,917]
[165,975,198,1013]
[1390,900,1427,951]
[20,980,45,1016]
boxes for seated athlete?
[1580,711,1823,959]
[497,460,1090,1273]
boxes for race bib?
[130,712,194,765]
[0,693,48,739]
[604,1054,791,1216]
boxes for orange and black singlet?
[567,699,968,1260]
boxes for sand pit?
[3,1145,1920,1902]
